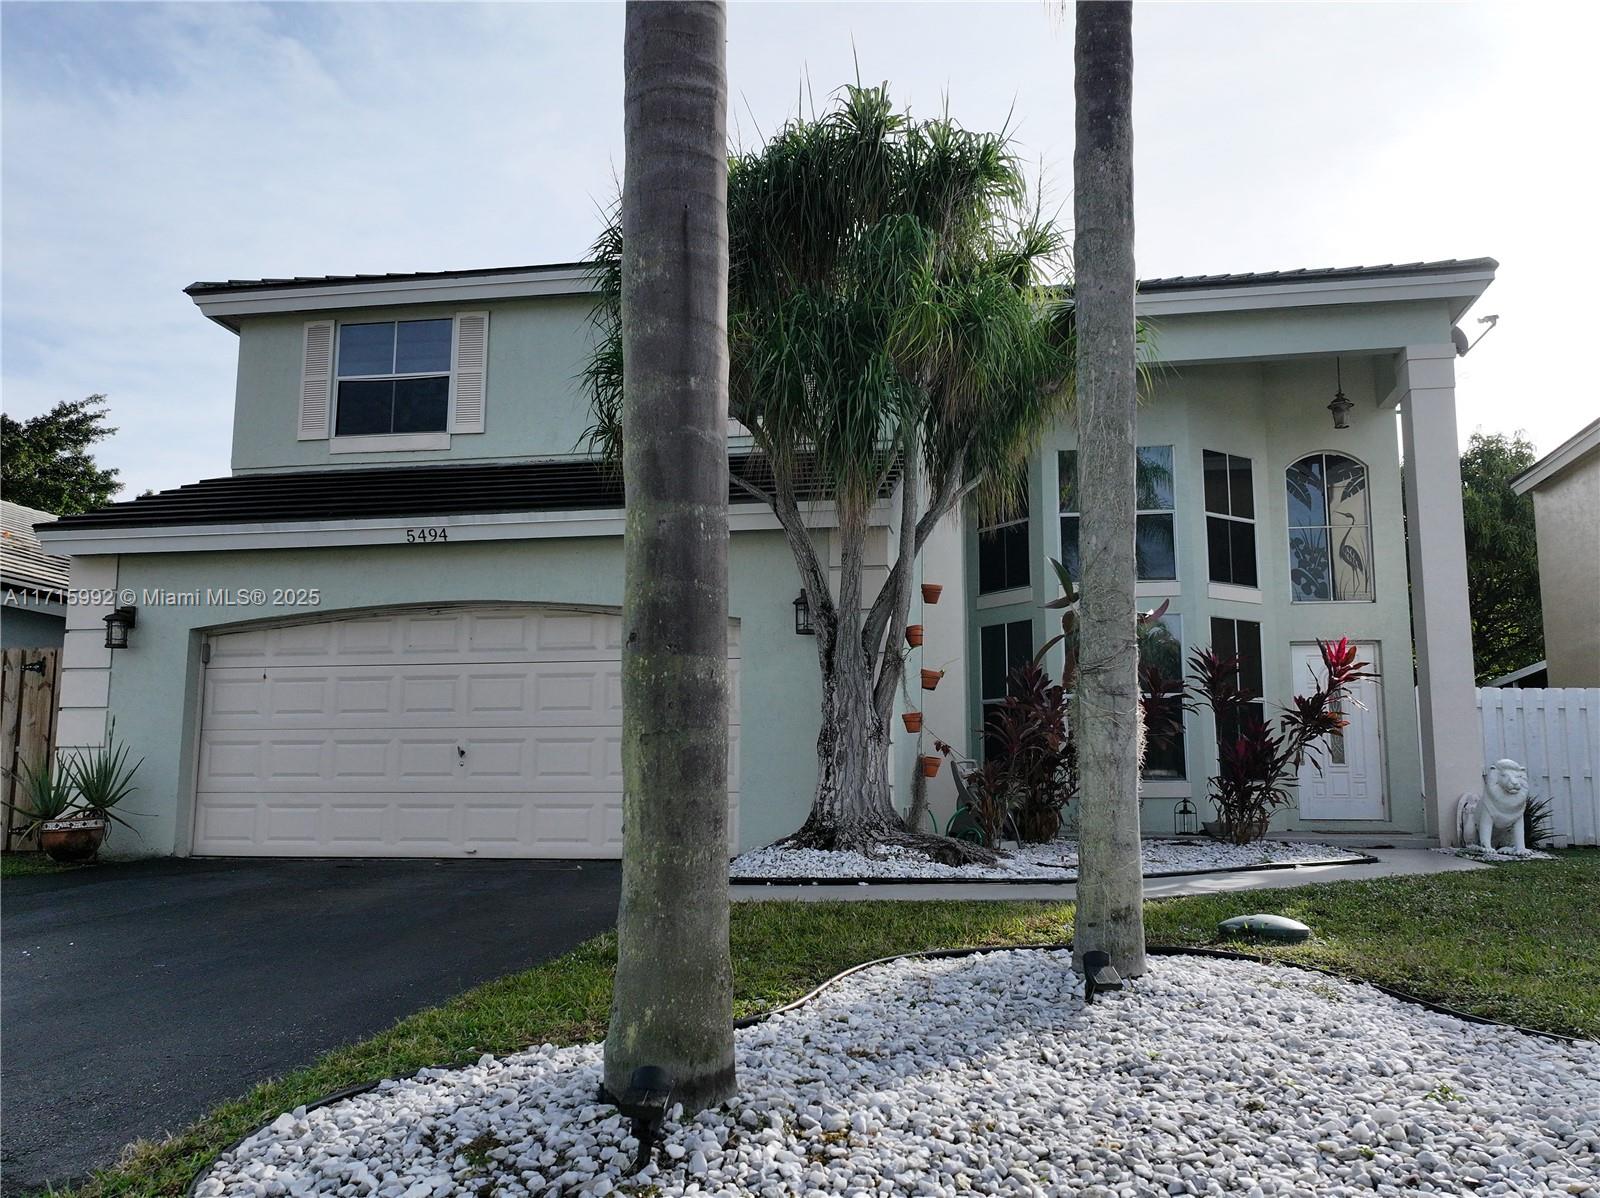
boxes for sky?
[3,1,1596,499]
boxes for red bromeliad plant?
[965,661,1076,845]
[1187,637,1377,843]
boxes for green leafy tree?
[1461,431,1543,681]
[0,395,121,514]
[586,84,1076,860]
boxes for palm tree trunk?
[603,0,736,1111]
[1072,0,1147,978]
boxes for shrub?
[966,661,1075,844]
[1187,637,1376,843]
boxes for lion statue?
[1456,759,1532,852]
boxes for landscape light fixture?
[1327,358,1354,430]
[793,590,814,635]
[1173,794,1200,837]
[616,1065,674,1175]
[103,606,137,650]
[1081,949,1124,1005]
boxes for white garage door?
[192,606,740,858]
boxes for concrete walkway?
[730,848,1486,903]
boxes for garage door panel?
[194,606,738,858]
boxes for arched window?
[1285,453,1374,602]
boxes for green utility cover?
[1218,914,1312,943]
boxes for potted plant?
[901,711,923,733]
[4,754,85,861]
[904,624,924,647]
[921,582,943,604]
[63,729,144,857]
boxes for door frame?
[1291,638,1387,822]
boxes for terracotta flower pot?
[919,755,943,778]
[904,624,924,647]
[40,818,106,864]
[920,668,943,690]
[901,711,923,733]
[921,583,943,604]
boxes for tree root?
[776,821,1001,867]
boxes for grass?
[54,849,1598,1198]
[0,851,79,879]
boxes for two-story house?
[36,256,1497,858]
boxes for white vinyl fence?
[1477,687,1599,846]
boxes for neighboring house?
[37,256,1497,857]
[1511,417,1600,687]
[1,500,69,648]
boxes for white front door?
[1293,641,1385,820]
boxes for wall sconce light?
[1327,357,1354,430]
[793,590,814,636]
[103,606,137,650]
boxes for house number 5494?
[405,527,449,544]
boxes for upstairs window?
[1286,453,1374,601]
[1059,446,1176,582]
[1203,450,1257,588]
[978,484,1030,594]
[335,319,454,437]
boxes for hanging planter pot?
[901,711,923,733]
[920,668,944,691]
[921,583,943,604]
[919,754,943,778]
[904,624,924,647]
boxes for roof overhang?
[1511,417,1600,495]
[187,264,598,332]
[1134,262,1496,323]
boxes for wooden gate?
[2,647,61,851]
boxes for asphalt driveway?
[1,857,620,1193]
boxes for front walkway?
[730,847,1485,902]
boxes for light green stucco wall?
[967,353,1427,836]
[102,531,818,857]
[230,295,600,473]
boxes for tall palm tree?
[588,86,1076,861]
[603,0,736,1111]
[1072,0,1148,977]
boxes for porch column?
[1394,343,1483,844]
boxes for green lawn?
[0,852,78,879]
[57,850,1598,1198]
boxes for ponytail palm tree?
[588,84,1075,859]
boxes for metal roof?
[187,257,1496,299]
[1,500,70,598]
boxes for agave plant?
[62,725,144,836]
[3,753,77,839]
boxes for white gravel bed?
[197,952,1600,1198]
[730,838,1369,882]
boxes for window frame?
[1284,451,1376,604]
[1059,446,1178,584]
[1203,449,1258,589]
[979,618,1036,762]
[977,483,1031,595]
[1137,610,1187,780]
[332,318,456,440]
[1209,616,1266,755]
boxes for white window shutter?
[450,311,489,434]
[298,320,334,440]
